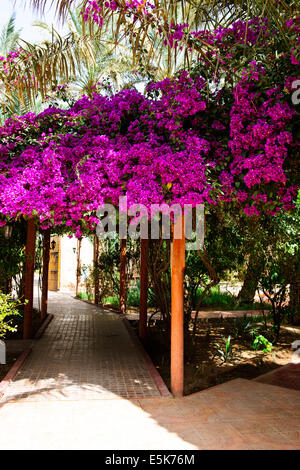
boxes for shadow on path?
[0,292,299,450]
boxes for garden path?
[0,291,162,401]
[0,291,299,449]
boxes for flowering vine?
[0,17,298,236]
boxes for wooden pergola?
[23,215,186,396]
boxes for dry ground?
[142,317,300,395]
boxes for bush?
[252,335,272,354]
[76,292,89,301]
[0,292,21,338]
[122,283,159,308]
[195,286,235,309]
[103,296,119,307]
[127,285,140,307]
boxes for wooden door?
[48,236,61,291]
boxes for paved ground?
[126,309,268,321]
[0,292,161,402]
[0,378,299,449]
[255,363,300,391]
[0,291,299,450]
[193,309,268,319]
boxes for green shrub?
[103,295,119,307]
[196,286,235,309]
[126,283,160,308]
[76,292,89,301]
[127,285,140,307]
[0,292,21,338]
[252,335,272,353]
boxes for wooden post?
[139,238,149,344]
[120,238,127,314]
[23,219,37,339]
[170,215,185,397]
[41,228,51,319]
[94,235,100,305]
[76,237,82,297]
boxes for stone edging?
[122,317,171,397]
[0,348,32,398]
[0,312,54,399]
[34,313,54,339]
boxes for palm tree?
[0,13,26,121]
[4,0,297,104]
[0,9,97,120]
[27,0,297,60]
[33,7,145,95]
[0,13,21,56]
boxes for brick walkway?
[0,291,299,449]
[0,292,161,402]
[255,363,300,391]
[0,378,299,449]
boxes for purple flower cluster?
[0,17,298,235]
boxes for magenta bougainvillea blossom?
[0,18,298,236]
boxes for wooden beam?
[41,228,50,319]
[23,219,37,339]
[170,215,185,397]
[139,238,149,344]
[120,238,127,315]
[94,235,100,305]
[76,237,82,297]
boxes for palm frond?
[25,0,82,21]
[0,12,22,56]
[8,0,298,102]
[0,29,96,104]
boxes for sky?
[0,0,69,43]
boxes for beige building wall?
[59,235,93,293]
